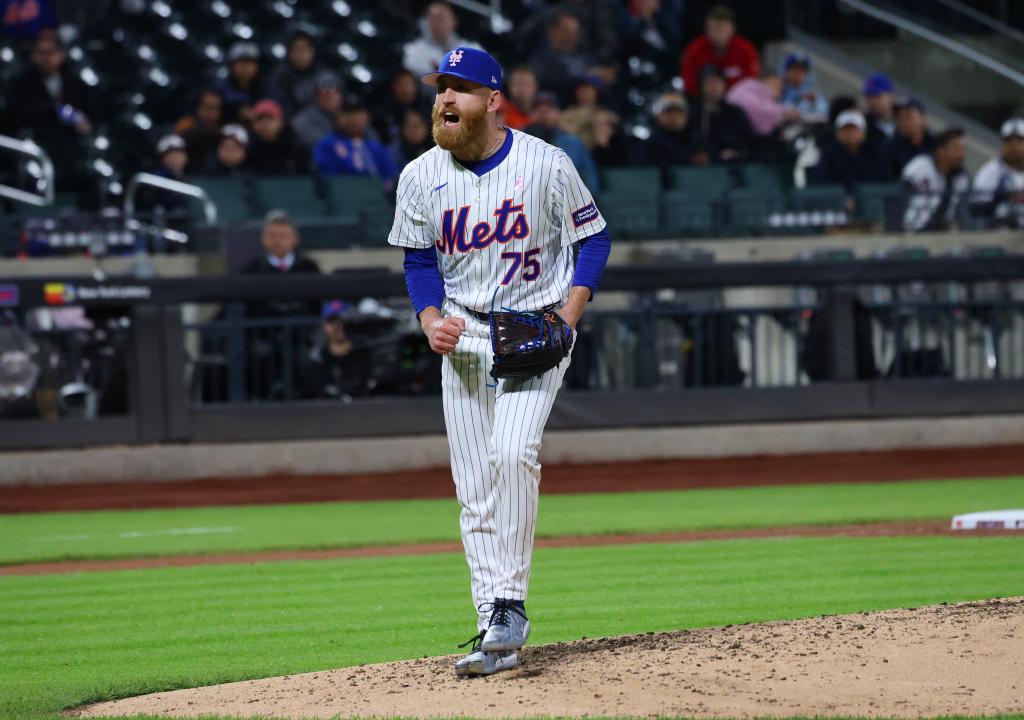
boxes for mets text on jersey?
[436,199,531,255]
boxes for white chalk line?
[32,527,242,543]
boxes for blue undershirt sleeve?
[571,227,611,300]
[402,247,445,316]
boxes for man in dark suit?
[241,210,321,319]
[239,211,322,400]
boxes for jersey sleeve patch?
[571,202,599,228]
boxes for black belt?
[461,304,556,322]
[462,306,491,322]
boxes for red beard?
[432,103,490,159]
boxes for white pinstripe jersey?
[387,128,606,313]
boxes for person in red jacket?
[680,4,760,97]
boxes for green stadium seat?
[601,167,662,197]
[667,165,732,196]
[253,176,330,221]
[855,182,901,227]
[791,185,848,212]
[190,177,258,224]
[322,175,390,218]
[599,192,660,238]
[662,191,716,236]
[738,164,789,194]
[725,189,786,235]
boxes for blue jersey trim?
[458,128,514,177]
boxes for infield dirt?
[74,597,1024,719]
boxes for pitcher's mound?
[74,597,1024,719]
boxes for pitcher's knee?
[494,441,541,481]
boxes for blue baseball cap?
[783,52,811,71]
[864,72,894,97]
[321,300,351,320]
[422,47,502,91]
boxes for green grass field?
[1,476,1023,720]
[3,476,1024,564]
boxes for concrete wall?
[3,413,1023,485]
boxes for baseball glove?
[490,309,574,380]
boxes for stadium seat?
[791,185,848,212]
[601,167,662,197]
[738,164,789,194]
[855,182,901,228]
[253,176,330,220]
[598,168,662,237]
[662,191,716,237]
[321,175,392,230]
[725,189,786,236]
[667,166,732,196]
[600,193,660,238]
[190,177,259,224]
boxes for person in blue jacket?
[313,95,398,188]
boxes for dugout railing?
[2,256,1024,451]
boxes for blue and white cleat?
[480,599,530,652]
[454,631,519,677]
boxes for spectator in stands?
[863,72,896,145]
[590,109,633,168]
[153,134,187,181]
[373,69,432,144]
[530,10,614,104]
[502,66,539,130]
[175,89,224,174]
[638,91,696,168]
[560,76,607,148]
[241,210,321,285]
[620,0,684,80]
[827,95,858,128]
[900,127,970,232]
[301,300,373,400]
[886,97,932,176]
[812,110,891,190]
[248,99,307,175]
[389,109,433,171]
[971,117,1024,229]
[680,4,759,97]
[0,0,55,40]
[726,72,801,138]
[292,71,344,150]
[267,29,327,117]
[201,124,252,176]
[313,96,397,186]
[549,0,621,66]
[690,64,757,162]
[778,52,828,125]
[4,32,94,138]
[240,211,322,401]
[135,134,189,215]
[402,1,481,77]
[524,91,599,191]
[216,41,267,124]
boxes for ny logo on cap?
[449,49,463,65]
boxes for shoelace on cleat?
[458,631,484,652]
[478,599,527,628]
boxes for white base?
[951,509,1024,530]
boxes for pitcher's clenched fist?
[421,311,465,354]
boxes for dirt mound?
[74,597,1024,719]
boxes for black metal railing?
[2,257,1024,449]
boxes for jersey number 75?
[500,249,541,285]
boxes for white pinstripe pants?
[441,303,570,631]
